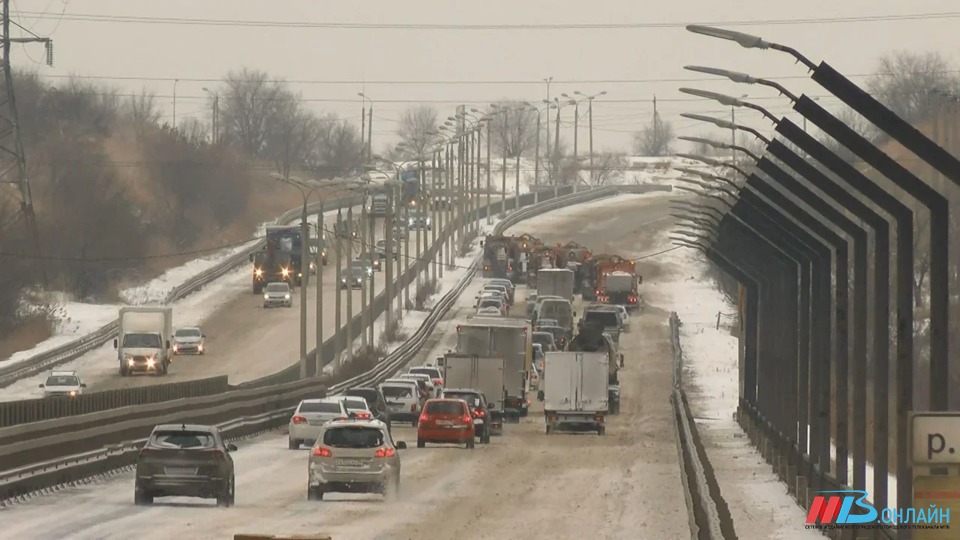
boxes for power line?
[14,10,960,30]
[31,70,946,86]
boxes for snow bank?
[654,229,821,538]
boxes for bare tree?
[310,115,364,177]
[867,51,960,125]
[124,88,161,136]
[179,118,210,147]
[633,115,674,156]
[488,101,537,157]
[262,91,322,179]
[220,68,286,156]
[591,152,628,186]
[396,105,440,158]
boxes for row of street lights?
[670,24,960,529]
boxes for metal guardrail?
[0,193,365,388]
[0,185,621,502]
[670,312,737,540]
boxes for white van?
[533,298,575,336]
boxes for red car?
[416,399,475,449]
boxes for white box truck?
[455,317,532,421]
[537,268,575,302]
[114,306,173,376]
[440,353,506,435]
[542,351,609,435]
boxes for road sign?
[910,412,960,465]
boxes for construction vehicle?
[455,317,532,421]
[526,246,557,286]
[513,233,543,284]
[596,256,640,309]
[251,225,303,294]
[482,235,521,280]
[554,242,592,294]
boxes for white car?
[306,417,405,501]
[172,327,205,355]
[263,282,293,308]
[476,306,503,317]
[408,365,444,389]
[39,370,86,398]
[476,296,507,316]
[612,305,630,326]
[288,398,349,449]
[397,373,438,398]
[337,396,374,419]
[379,379,423,426]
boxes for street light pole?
[574,91,607,187]
[485,119,492,224]
[172,78,179,129]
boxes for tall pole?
[315,203,324,375]
[500,111,507,216]
[368,193,375,346]
[467,130,475,230]
[172,78,179,128]
[534,110,541,201]
[367,103,373,161]
[653,95,659,155]
[475,126,482,232]
[485,120,493,224]
[360,103,366,154]
[360,190,369,350]
[544,77,552,166]
[335,209,343,353]
[299,196,309,378]
[572,102,579,191]
[384,181,394,333]
[514,153,521,211]
[403,186,411,310]
[345,206,354,364]
[553,103,561,198]
[435,150,443,280]
[588,99,594,186]
[213,94,219,144]
[415,158,423,297]
[731,106,737,169]
[395,183,403,315]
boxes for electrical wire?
[14,10,960,29]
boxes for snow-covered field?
[1,205,360,371]
[651,229,822,539]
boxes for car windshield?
[444,393,480,407]
[425,400,465,414]
[381,385,413,398]
[121,333,161,348]
[45,375,79,386]
[298,402,341,414]
[150,430,216,449]
[323,427,384,448]
[346,389,378,404]
[265,283,288,293]
[409,368,438,378]
[480,300,501,309]
[351,262,365,270]
[342,399,368,410]
[174,328,201,338]
[585,311,620,326]
[533,333,555,345]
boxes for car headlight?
[264,293,269,300]
[69,390,77,397]
[284,294,290,299]
[146,357,156,367]
[254,268,263,277]
[198,344,204,352]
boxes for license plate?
[308,420,325,426]
[164,467,197,476]
[437,419,454,426]
[336,458,365,467]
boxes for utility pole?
[572,101,579,192]
[553,101,561,198]
[0,1,50,273]
[588,99,594,186]
[533,109,541,202]
[544,77,552,171]
[212,94,219,144]
[367,103,373,161]
[653,95,659,154]
[731,105,737,169]
[173,79,179,128]
[360,103,366,154]
[485,119,492,224]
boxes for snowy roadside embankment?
[2,205,359,369]
[651,229,821,539]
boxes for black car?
[134,423,237,507]
[344,387,392,431]
[441,388,495,443]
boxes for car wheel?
[307,486,324,501]
[119,365,128,377]
[598,425,605,436]
[417,439,425,448]
[411,418,418,427]
[134,487,153,505]
[288,438,299,450]
[481,428,491,444]
[466,438,475,449]
[545,424,554,435]
[217,475,235,507]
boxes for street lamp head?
[680,112,738,131]
[567,99,576,105]
[677,154,724,168]
[674,165,718,179]
[684,65,758,85]
[678,135,729,151]
[686,25,770,50]
[679,87,744,108]
[470,107,481,113]
[574,91,584,96]
[599,90,607,96]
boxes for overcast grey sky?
[9,0,960,153]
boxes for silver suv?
[307,418,407,501]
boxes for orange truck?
[554,242,592,294]
[595,257,640,309]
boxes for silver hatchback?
[262,282,293,308]
[307,418,407,501]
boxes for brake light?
[313,446,332,457]
[292,415,307,424]
[456,325,461,332]
[462,413,472,424]
[375,447,396,458]
[473,408,485,418]
[210,449,225,459]
[433,378,443,385]
[356,412,371,419]
[594,414,604,423]
[419,413,429,424]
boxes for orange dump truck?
[595,256,640,309]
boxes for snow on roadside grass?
[653,229,822,539]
